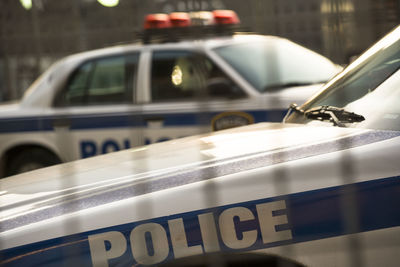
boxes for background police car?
[1,25,400,267]
[0,13,340,177]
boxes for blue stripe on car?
[0,110,286,133]
[1,176,400,266]
[1,130,399,234]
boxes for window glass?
[57,54,138,106]
[276,40,338,86]
[150,50,244,102]
[88,57,126,102]
[214,39,339,92]
[65,62,92,105]
[287,35,400,130]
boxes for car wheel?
[6,148,61,176]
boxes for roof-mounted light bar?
[140,10,246,44]
[143,10,240,30]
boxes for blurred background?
[0,0,399,102]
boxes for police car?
[0,24,399,267]
[0,10,341,177]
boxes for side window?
[150,51,245,102]
[56,54,139,106]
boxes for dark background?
[0,0,399,101]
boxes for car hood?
[0,102,20,115]
[1,123,398,228]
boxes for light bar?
[143,10,240,30]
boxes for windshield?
[213,37,339,93]
[286,26,400,131]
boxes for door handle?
[144,117,165,128]
[52,117,71,128]
[144,116,165,122]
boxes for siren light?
[169,12,192,27]
[212,10,240,25]
[189,11,215,26]
[144,13,171,29]
[144,10,240,30]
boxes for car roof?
[63,34,285,63]
[18,33,290,107]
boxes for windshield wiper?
[284,103,365,127]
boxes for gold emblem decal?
[211,111,255,131]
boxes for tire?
[6,148,61,176]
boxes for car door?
[137,49,271,144]
[51,52,145,161]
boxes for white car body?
[0,34,340,177]
[0,123,399,267]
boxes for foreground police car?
[0,11,340,177]
[1,25,399,267]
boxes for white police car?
[0,24,399,267]
[0,10,340,177]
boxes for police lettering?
[80,139,131,158]
[80,137,172,158]
[88,200,292,267]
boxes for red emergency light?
[144,14,171,29]
[169,12,192,27]
[141,10,243,44]
[212,10,240,25]
[144,10,240,30]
